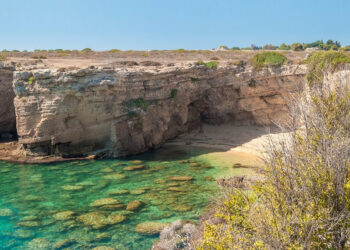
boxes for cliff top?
[2,50,309,70]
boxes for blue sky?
[1,0,349,50]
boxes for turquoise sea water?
[0,146,226,249]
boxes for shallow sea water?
[0,146,252,249]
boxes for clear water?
[0,146,230,249]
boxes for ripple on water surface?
[0,146,235,249]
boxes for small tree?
[291,42,304,51]
[279,43,290,50]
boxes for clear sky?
[1,0,349,51]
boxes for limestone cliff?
[0,63,16,138]
[12,64,306,157]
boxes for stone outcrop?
[12,64,307,158]
[0,63,16,138]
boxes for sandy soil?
[0,124,289,165]
[166,124,290,173]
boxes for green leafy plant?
[81,48,93,53]
[306,51,350,86]
[170,89,178,98]
[124,98,148,111]
[197,60,219,69]
[279,43,291,50]
[27,77,35,84]
[200,85,350,249]
[291,42,304,51]
[0,53,6,61]
[252,51,287,69]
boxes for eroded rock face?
[12,64,306,157]
[0,63,16,137]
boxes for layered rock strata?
[0,63,16,138]
[12,64,306,157]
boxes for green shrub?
[340,46,350,52]
[81,48,93,53]
[252,51,287,68]
[262,44,278,50]
[191,77,199,82]
[279,43,290,50]
[27,77,35,84]
[306,51,350,86]
[0,53,6,61]
[124,98,148,111]
[197,60,219,69]
[170,89,178,98]
[110,49,121,53]
[127,111,139,118]
[291,42,304,51]
[200,86,350,249]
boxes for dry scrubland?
[0,50,309,69]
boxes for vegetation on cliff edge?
[252,51,287,69]
[200,83,350,249]
[306,51,350,86]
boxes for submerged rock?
[154,179,166,184]
[135,221,169,235]
[90,198,120,207]
[101,204,125,211]
[20,215,38,222]
[107,189,129,195]
[76,181,95,186]
[92,247,115,250]
[168,176,193,181]
[53,239,75,249]
[129,188,146,195]
[123,165,146,171]
[18,220,41,228]
[77,212,109,229]
[171,204,192,212]
[130,160,143,164]
[106,214,126,224]
[101,167,114,173]
[95,232,111,241]
[53,211,75,221]
[103,174,126,180]
[24,195,44,201]
[0,208,13,217]
[13,229,35,239]
[77,212,126,229]
[126,200,144,211]
[61,185,84,191]
[27,238,50,249]
[168,187,185,192]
